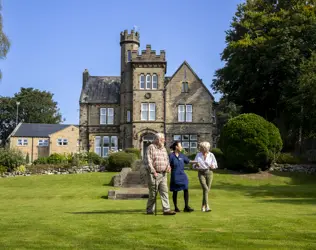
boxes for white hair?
[199,141,211,152]
[154,133,165,142]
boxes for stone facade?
[79,29,215,158]
[8,124,79,162]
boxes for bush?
[276,153,300,164]
[33,157,48,165]
[25,153,30,164]
[219,113,283,172]
[0,148,25,171]
[0,165,7,174]
[107,152,137,172]
[86,152,103,165]
[187,153,197,160]
[15,165,26,173]
[124,148,141,159]
[47,153,68,165]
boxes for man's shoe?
[183,206,194,212]
[175,208,181,212]
[147,211,154,215]
[163,210,176,215]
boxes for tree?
[214,96,241,134]
[0,88,63,146]
[0,2,10,79]
[212,0,316,149]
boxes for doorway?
[142,133,155,158]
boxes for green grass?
[0,170,316,250]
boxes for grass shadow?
[68,209,147,215]
[261,198,316,205]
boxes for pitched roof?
[80,76,121,104]
[11,123,78,137]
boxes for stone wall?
[270,163,316,174]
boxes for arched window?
[140,74,145,89]
[152,74,158,89]
[146,74,151,89]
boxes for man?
[145,133,176,215]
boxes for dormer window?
[182,82,189,93]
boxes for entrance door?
[142,134,155,158]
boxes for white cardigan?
[194,152,218,170]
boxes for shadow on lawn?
[68,209,147,215]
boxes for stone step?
[108,188,149,200]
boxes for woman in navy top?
[169,141,194,212]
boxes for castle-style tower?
[120,30,140,148]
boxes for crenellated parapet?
[131,44,166,62]
[120,29,140,46]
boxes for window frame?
[177,104,193,122]
[139,74,145,89]
[141,102,156,121]
[152,74,158,89]
[146,74,151,89]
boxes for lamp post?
[16,101,20,125]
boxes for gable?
[165,61,214,100]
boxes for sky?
[0,0,243,124]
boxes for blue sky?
[0,0,243,124]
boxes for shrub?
[86,152,103,165]
[187,153,197,160]
[0,148,25,171]
[47,153,68,165]
[25,153,30,164]
[0,165,7,174]
[107,152,137,172]
[33,157,48,165]
[124,148,141,159]
[15,165,26,173]
[276,153,300,164]
[219,113,283,172]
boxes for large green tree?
[0,2,10,79]
[0,88,63,146]
[212,0,316,149]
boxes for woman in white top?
[193,141,218,212]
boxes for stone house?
[7,123,79,162]
[79,29,215,157]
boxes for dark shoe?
[147,211,154,215]
[184,206,194,212]
[175,208,181,212]
[163,210,176,215]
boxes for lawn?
[0,170,315,250]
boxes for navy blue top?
[169,153,190,191]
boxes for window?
[182,82,189,93]
[152,74,158,89]
[173,134,198,153]
[139,74,158,90]
[95,136,101,156]
[146,74,151,89]
[186,105,192,122]
[94,135,118,157]
[100,108,107,124]
[178,104,192,122]
[38,139,48,147]
[127,110,131,122]
[17,138,28,146]
[141,103,156,121]
[140,74,145,89]
[57,138,68,146]
[127,50,132,62]
[107,108,114,124]
[100,108,114,125]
